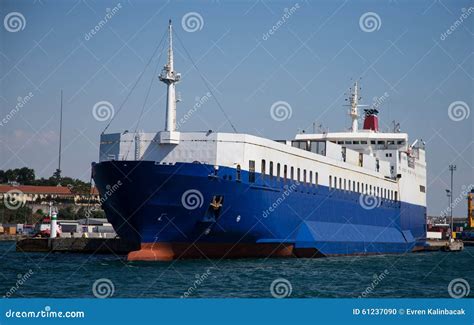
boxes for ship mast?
[349,81,359,132]
[160,19,181,132]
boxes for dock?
[16,237,139,255]
[425,239,465,252]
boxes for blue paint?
[92,161,426,256]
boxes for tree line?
[0,167,92,194]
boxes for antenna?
[344,79,367,133]
[56,90,63,183]
[392,120,400,133]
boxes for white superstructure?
[99,126,426,207]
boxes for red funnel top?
[363,109,379,132]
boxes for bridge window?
[249,160,255,183]
[297,168,301,182]
[269,161,274,178]
[303,169,307,184]
[291,167,294,180]
[329,175,332,189]
[277,163,281,180]
[261,159,266,176]
[284,165,288,181]
[315,172,319,187]
[309,171,313,185]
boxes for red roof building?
[0,185,100,205]
[0,185,72,195]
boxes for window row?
[328,175,398,201]
[248,160,319,186]
[335,140,405,146]
[245,160,398,202]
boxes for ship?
[92,20,427,261]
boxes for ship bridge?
[293,131,408,155]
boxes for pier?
[16,237,138,255]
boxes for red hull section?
[127,242,295,261]
[127,243,421,261]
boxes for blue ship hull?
[92,161,426,260]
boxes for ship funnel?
[363,108,379,132]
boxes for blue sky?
[0,0,472,217]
